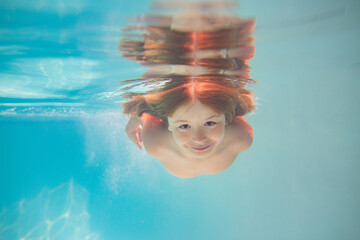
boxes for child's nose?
[192,129,206,143]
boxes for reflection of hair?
[120,14,256,124]
[123,76,254,124]
[120,22,255,69]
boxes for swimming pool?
[1,0,359,239]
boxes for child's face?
[168,100,226,158]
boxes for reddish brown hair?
[122,76,254,124]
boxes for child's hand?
[126,117,143,150]
[127,125,143,150]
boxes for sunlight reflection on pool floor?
[0,180,100,240]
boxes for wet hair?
[122,76,254,124]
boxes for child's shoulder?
[225,116,253,153]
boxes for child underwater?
[119,1,256,178]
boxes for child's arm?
[125,116,143,149]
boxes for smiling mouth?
[191,144,212,152]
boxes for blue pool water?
[1,0,360,239]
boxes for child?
[120,3,256,177]
[123,77,254,178]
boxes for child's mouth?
[191,144,212,152]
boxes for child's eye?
[179,124,191,129]
[205,121,216,127]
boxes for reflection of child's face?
[168,100,226,158]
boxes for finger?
[136,143,142,150]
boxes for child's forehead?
[169,100,223,122]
